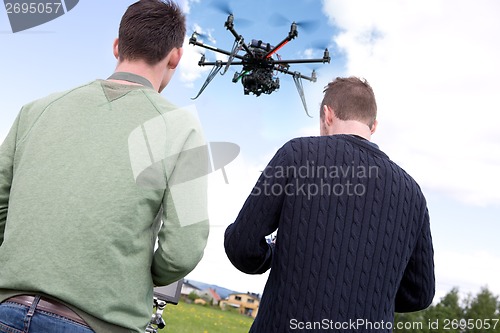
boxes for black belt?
[5,295,89,327]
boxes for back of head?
[320,77,377,128]
[118,0,186,66]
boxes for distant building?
[220,292,260,318]
[198,288,222,306]
[181,280,201,301]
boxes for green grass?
[160,301,254,333]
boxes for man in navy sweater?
[225,77,435,332]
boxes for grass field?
[160,301,254,333]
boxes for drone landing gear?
[191,61,223,100]
[293,72,311,118]
[221,39,243,75]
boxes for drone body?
[189,14,330,117]
[236,39,281,96]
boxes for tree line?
[394,287,500,332]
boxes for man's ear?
[323,105,334,126]
[167,47,183,69]
[113,38,119,60]
[370,119,378,134]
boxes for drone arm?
[224,14,254,56]
[198,60,244,67]
[264,37,294,59]
[272,49,331,65]
[189,37,245,60]
[273,58,328,65]
[274,65,316,82]
[264,22,299,59]
[265,40,290,59]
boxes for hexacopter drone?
[189,14,331,117]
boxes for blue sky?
[1,0,500,304]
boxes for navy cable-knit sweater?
[225,135,434,332]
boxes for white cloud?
[179,35,211,88]
[296,124,320,138]
[301,48,314,59]
[322,0,500,206]
[179,24,224,88]
[177,0,200,14]
[434,249,500,302]
[186,152,274,294]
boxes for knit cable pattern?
[225,135,435,333]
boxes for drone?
[189,14,331,117]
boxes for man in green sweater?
[0,1,209,332]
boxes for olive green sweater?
[0,80,209,332]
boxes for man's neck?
[328,120,373,140]
[110,61,164,92]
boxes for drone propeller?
[211,0,232,15]
[305,67,319,83]
[193,48,206,58]
[269,13,320,33]
[210,0,252,27]
[189,30,211,43]
[307,39,332,51]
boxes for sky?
[1,0,500,306]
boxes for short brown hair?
[320,77,377,128]
[118,0,186,65]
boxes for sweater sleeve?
[395,206,435,312]
[224,144,289,274]
[151,115,210,286]
[0,113,20,246]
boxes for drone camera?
[241,69,280,96]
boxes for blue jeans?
[0,297,95,333]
